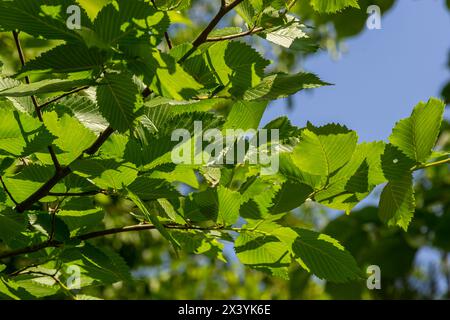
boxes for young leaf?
[389,98,445,163]
[243,72,330,101]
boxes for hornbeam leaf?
[0,78,94,97]
[127,190,180,249]
[217,186,242,225]
[243,72,330,101]
[18,44,106,77]
[97,72,141,133]
[204,41,270,96]
[224,100,268,130]
[378,174,415,231]
[389,98,445,163]
[261,15,318,52]
[126,46,202,100]
[273,227,362,283]
[292,128,358,177]
[0,78,34,113]
[93,0,169,47]
[0,0,91,41]
[0,109,53,157]
[71,159,138,190]
[310,0,360,13]
[42,112,97,165]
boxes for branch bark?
[0,223,226,260]
[178,0,245,63]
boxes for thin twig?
[38,86,91,111]
[0,176,18,205]
[178,0,245,63]
[48,190,106,197]
[151,0,173,49]
[413,157,450,171]
[206,27,264,42]
[0,223,227,260]
[12,30,61,172]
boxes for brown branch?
[83,126,115,155]
[12,30,61,171]
[150,0,173,49]
[14,86,152,213]
[0,176,18,205]
[206,26,264,42]
[178,0,245,63]
[38,86,91,111]
[0,223,225,260]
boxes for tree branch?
[12,30,61,172]
[178,0,245,63]
[0,223,226,260]
[14,84,155,213]
[48,190,106,197]
[0,176,18,205]
[413,157,450,171]
[206,26,264,42]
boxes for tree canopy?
[0,0,449,300]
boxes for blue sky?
[261,0,450,142]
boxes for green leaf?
[292,127,358,177]
[273,227,362,283]
[270,181,313,214]
[203,41,270,96]
[93,0,168,46]
[389,98,445,163]
[260,15,318,52]
[97,72,141,133]
[2,165,56,203]
[60,243,132,286]
[71,159,138,190]
[217,186,242,225]
[235,230,291,277]
[126,46,202,100]
[0,0,90,41]
[42,111,97,165]
[127,190,180,249]
[0,209,29,248]
[127,177,181,201]
[0,78,34,113]
[224,100,268,130]
[0,78,94,97]
[243,72,330,101]
[378,174,415,231]
[0,109,53,157]
[310,0,360,13]
[18,44,106,77]
[54,95,108,134]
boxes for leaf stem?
[0,175,18,205]
[413,157,450,171]
[38,86,91,111]
[206,26,264,42]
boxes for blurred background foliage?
[1,0,449,299]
